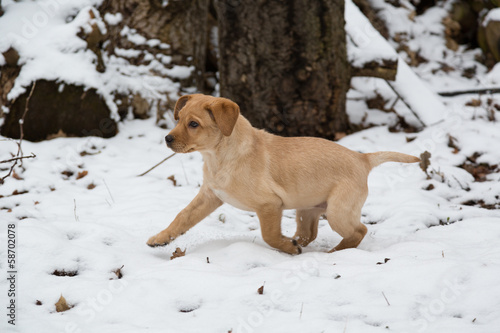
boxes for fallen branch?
[138,152,177,177]
[351,60,398,81]
[438,88,500,97]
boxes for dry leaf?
[87,183,96,190]
[36,300,42,306]
[76,170,88,180]
[257,285,264,295]
[167,175,177,186]
[61,170,74,178]
[465,99,481,107]
[170,247,186,260]
[406,136,416,143]
[420,151,431,175]
[113,265,124,279]
[55,295,71,312]
[12,190,28,196]
[52,270,78,277]
[12,170,23,180]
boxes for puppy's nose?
[165,135,174,144]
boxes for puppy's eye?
[189,121,199,128]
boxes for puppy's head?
[165,94,240,153]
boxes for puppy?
[147,94,420,254]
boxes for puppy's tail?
[365,151,420,169]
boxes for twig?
[0,153,36,164]
[299,302,304,319]
[386,81,426,127]
[382,291,391,306]
[137,153,176,177]
[74,199,79,222]
[0,82,37,184]
[19,81,36,165]
[103,179,115,203]
[438,87,500,97]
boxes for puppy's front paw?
[280,238,302,255]
[291,239,303,255]
[147,232,173,247]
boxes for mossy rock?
[1,80,117,141]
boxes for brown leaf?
[52,270,78,277]
[55,295,71,312]
[12,189,28,196]
[420,151,431,175]
[113,265,124,279]
[61,170,74,178]
[424,184,435,191]
[465,99,481,107]
[76,170,88,180]
[36,300,42,306]
[12,170,23,180]
[167,175,177,186]
[406,136,416,143]
[87,183,96,190]
[257,285,264,295]
[170,247,186,260]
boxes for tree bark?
[99,0,209,92]
[215,0,350,139]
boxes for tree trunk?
[215,0,350,139]
[99,0,209,91]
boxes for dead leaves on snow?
[55,295,72,313]
[171,247,186,260]
[112,265,124,280]
[419,151,431,177]
[257,284,264,295]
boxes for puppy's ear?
[174,95,191,120]
[207,98,240,136]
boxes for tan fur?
[147,94,420,254]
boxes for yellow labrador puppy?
[147,94,419,254]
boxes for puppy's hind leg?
[326,183,368,252]
[293,208,323,247]
[257,204,302,255]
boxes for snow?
[1,115,500,332]
[483,8,500,26]
[2,0,500,332]
[103,12,122,26]
[345,0,447,126]
[345,0,397,68]
[386,59,447,126]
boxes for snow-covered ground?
[2,0,500,332]
[2,113,500,333]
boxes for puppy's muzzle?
[165,134,174,147]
